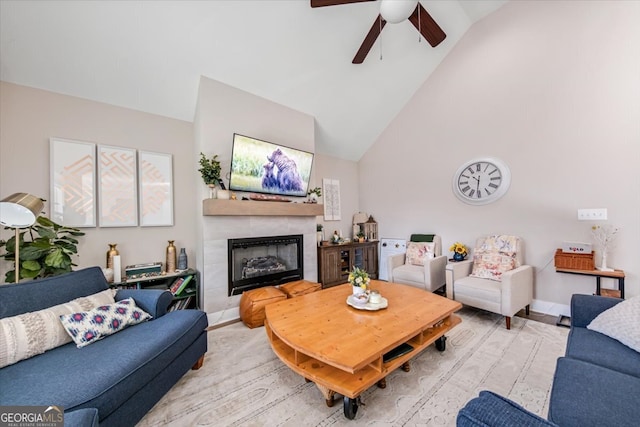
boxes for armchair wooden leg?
[525,305,530,315]
[505,316,511,330]
[192,354,205,370]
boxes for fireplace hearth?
[228,234,303,296]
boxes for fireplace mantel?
[203,199,323,216]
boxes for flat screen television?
[228,133,314,198]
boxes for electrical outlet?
[577,208,608,221]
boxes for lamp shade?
[0,193,44,228]
[380,0,418,24]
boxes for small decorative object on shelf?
[591,224,619,272]
[449,242,468,261]
[316,224,324,246]
[178,248,188,270]
[166,240,177,273]
[332,230,341,244]
[306,187,322,204]
[349,266,370,295]
[106,243,119,269]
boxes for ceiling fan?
[311,0,446,64]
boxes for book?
[169,277,185,294]
[171,275,193,296]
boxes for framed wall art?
[98,145,138,227]
[138,151,174,227]
[323,178,341,221]
[49,138,97,227]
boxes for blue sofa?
[457,294,640,427]
[0,266,208,426]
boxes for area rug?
[137,307,568,426]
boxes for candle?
[113,255,122,283]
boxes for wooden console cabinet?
[317,241,378,288]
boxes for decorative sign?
[323,178,341,221]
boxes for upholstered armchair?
[388,234,447,293]
[445,235,533,329]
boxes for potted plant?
[0,216,85,282]
[198,152,222,198]
[307,187,322,203]
[356,232,365,243]
[348,266,370,295]
[449,242,468,261]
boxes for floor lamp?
[0,193,44,283]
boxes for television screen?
[228,134,314,198]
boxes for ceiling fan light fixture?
[380,0,418,24]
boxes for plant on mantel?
[0,216,85,283]
[198,152,222,187]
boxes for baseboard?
[531,298,571,318]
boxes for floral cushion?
[59,298,151,348]
[406,242,435,266]
[587,296,640,353]
[0,289,116,368]
[470,252,517,281]
[476,235,521,267]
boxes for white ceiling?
[0,0,507,160]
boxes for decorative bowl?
[351,293,369,306]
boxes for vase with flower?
[591,224,618,272]
[348,266,370,295]
[449,242,468,261]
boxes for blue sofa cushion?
[0,267,109,318]
[457,390,557,427]
[0,309,207,419]
[548,357,640,427]
[566,327,640,378]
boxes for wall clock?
[452,157,511,205]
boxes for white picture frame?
[98,145,138,227]
[138,151,174,227]
[49,138,97,227]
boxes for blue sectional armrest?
[457,391,558,427]
[570,294,623,328]
[115,289,173,319]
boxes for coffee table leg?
[377,377,387,388]
[315,382,336,407]
[436,335,447,351]
[402,361,411,372]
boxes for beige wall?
[0,82,197,280]
[358,0,640,314]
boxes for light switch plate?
[577,208,607,221]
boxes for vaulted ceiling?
[0,0,507,160]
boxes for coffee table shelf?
[265,281,462,418]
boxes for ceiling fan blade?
[408,3,446,47]
[310,0,375,7]
[352,15,386,64]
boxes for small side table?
[555,268,625,328]
[555,267,625,299]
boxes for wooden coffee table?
[264,280,462,419]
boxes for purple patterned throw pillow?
[59,298,152,348]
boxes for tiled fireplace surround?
[202,214,318,325]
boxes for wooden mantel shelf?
[203,199,323,217]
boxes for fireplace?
[228,234,303,296]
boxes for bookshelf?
[111,268,199,310]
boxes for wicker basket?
[554,249,595,270]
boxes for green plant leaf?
[44,248,67,268]
[58,236,79,244]
[21,268,41,279]
[22,260,41,271]
[36,216,55,227]
[4,270,15,283]
[33,225,56,239]
[19,245,50,260]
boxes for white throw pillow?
[0,289,116,368]
[587,296,640,353]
